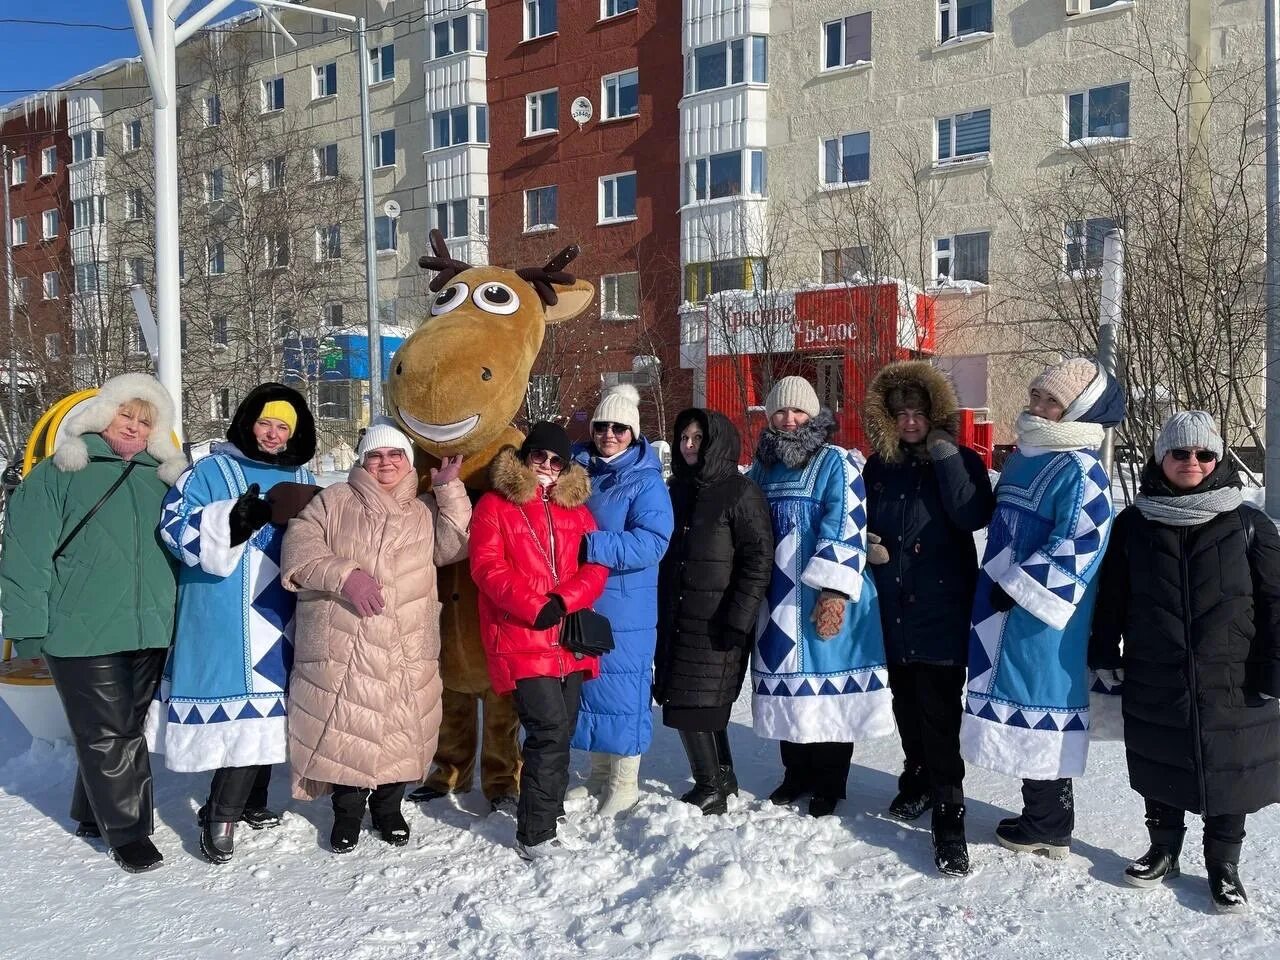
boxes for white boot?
[565,752,612,801]
[596,754,641,817]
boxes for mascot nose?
[481,368,493,381]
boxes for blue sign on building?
[283,333,406,382]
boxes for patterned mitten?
[810,591,847,640]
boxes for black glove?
[533,594,568,630]
[229,483,272,546]
[267,482,323,525]
[989,583,1016,612]
[578,537,590,565]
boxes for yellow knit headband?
[258,400,297,433]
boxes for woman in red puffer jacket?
[470,421,608,860]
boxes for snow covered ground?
[2,690,1278,960]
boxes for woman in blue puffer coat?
[568,385,674,816]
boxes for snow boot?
[1207,862,1249,913]
[714,729,739,797]
[931,803,970,877]
[566,753,612,801]
[330,816,362,854]
[75,821,101,839]
[200,820,235,865]
[995,817,1070,861]
[111,837,163,874]
[240,806,283,830]
[489,795,519,817]
[678,730,729,816]
[597,754,642,817]
[888,764,930,822]
[1124,824,1184,890]
[768,779,810,806]
[372,811,410,847]
[516,836,573,861]
[808,795,840,818]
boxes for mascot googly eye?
[432,283,469,316]
[473,282,519,316]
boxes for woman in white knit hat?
[281,417,470,852]
[748,376,894,818]
[567,384,674,816]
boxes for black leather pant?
[887,662,967,805]
[45,649,166,848]
[206,764,273,823]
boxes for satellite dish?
[382,199,401,219]
[570,96,593,129]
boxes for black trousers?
[779,740,854,800]
[511,671,585,846]
[332,782,407,822]
[1145,796,1247,864]
[887,662,966,805]
[206,764,273,823]
[46,649,166,849]
[1021,777,1074,841]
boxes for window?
[602,70,639,120]
[599,172,637,223]
[525,0,557,39]
[265,232,290,268]
[525,185,558,231]
[45,333,62,360]
[684,258,767,302]
[372,129,396,168]
[939,0,993,43]
[124,118,143,151]
[933,232,990,284]
[11,217,27,246]
[128,257,146,285]
[10,155,26,185]
[432,14,481,58]
[431,106,487,149]
[434,198,471,239]
[212,315,229,346]
[477,196,488,237]
[125,188,145,221]
[1068,0,1127,12]
[375,215,398,252]
[824,13,872,69]
[314,143,339,180]
[602,0,638,18]
[215,388,231,419]
[313,61,338,99]
[316,224,341,261]
[324,301,345,327]
[43,271,60,299]
[821,246,871,283]
[317,381,352,421]
[262,75,285,112]
[204,94,221,127]
[74,263,101,293]
[207,241,226,275]
[263,155,285,191]
[687,151,751,202]
[205,167,224,202]
[369,44,395,83]
[749,150,767,195]
[601,272,639,320]
[41,209,59,240]
[71,130,104,164]
[527,89,559,135]
[72,195,106,229]
[1067,82,1130,142]
[10,276,28,305]
[936,109,991,163]
[41,146,57,175]
[822,132,871,186]
[1065,217,1117,274]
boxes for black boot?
[769,780,809,805]
[713,729,738,797]
[932,803,970,877]
[1207,862,1249,913]
[112,837,163,873]
[407,784,451,803]
[75,821,101,839]
[678,730,729,816]
[200,820,235,865]
[1124,824,1184,890]
[369,783,411,846]
[888,764,930,822]
[331,816,362,854]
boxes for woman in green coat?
[1,373,186,873]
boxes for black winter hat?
[519,420,572,464]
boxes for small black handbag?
[559,608,615,658]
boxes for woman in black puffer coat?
[655,409,773,814]
[1091,411,1280,913]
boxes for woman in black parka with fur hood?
[1091,411,1280,913]
[655,409,773,815]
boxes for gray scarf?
[1135,486,1243,526]
[755,410,837,469]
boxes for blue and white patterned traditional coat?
[749,442,894,743]
[145,443,315,772]
[961,448,1113,780]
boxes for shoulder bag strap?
[53,461,139,561]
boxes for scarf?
[1014,412,1105,453]
[104,432,147,460]
[1134,459,1244,527]
[754,409,837,470]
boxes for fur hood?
[488,445,593,507]
[227,382,317,467]
[864,361,960,463]
[52,373,188,484]
[754,409,838,470]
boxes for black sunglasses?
[592,421,632,436]
[1170,448,1217,463]
[528,450,566,470]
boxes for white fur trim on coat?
[197,498,250,577]
[52,372,187,483]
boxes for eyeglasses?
[528,450,565,470]
[592,422,631,436]
[365,449,407,463]
[1170,448,1217,463]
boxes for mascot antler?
[418,229,474,292]
[517,244,580,307]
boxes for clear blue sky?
[0,2,255,101]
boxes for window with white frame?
[74,262,101,293]
[527,89,559,135]
[434,199,471,239]
[432,14,485,58]
[212,315,229,346]
[371,129,396,168]
[431,105,488,149]
[602,70,639,120]
[41,146,56,175]
[128,257,145,285]
[688,36,767,93]
[525,185,558,231]
[205,167,224,202]
[684,257,767,301]
[261,75,285,112]
[314,143,339,180]
[1066,82,1130,142]
[125,188,145,221]
[72,195,105,229]
[43,271,60,299]
[375,215,398,252]
[822,246,871,283]
[11,217,27,246]
[1064,217,1117,274]
[822,132,871,186]
[824,12,872,69]
[263,155,285,191]
[313,62,338,99]
[124,118,143,151]
[686,150,762,203]
[525,0,557,39]
[477,196,488,236]
[601,272,639,320]
[323,301,345,327]
[214,388,231,418]
[369,43,395,83]
[599,172,637,223]
[11,155,26,185]
[602,0,638,18]
[936,109,991,163]
[42,209,59,240]
[71,130,104,164]
[204,94,221,127]
[207,241,226,275]
[1067,0,1127,12]
[317,224,341,261]
[265,232,290,269]
[10,276,28,305]
[939,0,992,43]
[933,231,990,284]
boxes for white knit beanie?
[592,384,642,438]
[1030,358,1099,411]
[358,415,416,462]
[1155,410,1224,462]
[765,376,820,418]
